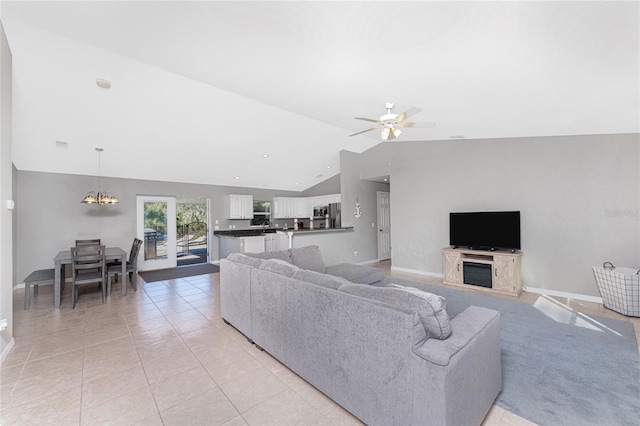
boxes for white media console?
[442,247,523,296]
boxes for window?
[251,201,271,226]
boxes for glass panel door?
[176,197,210,266]
[137,195,177,271]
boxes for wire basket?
[592,262,640,317]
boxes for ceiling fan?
[350,102,435,141]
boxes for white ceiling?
[2,1,638,191]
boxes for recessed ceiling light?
[384,178,388,182]
[95,78,111,89]
[234,176,241,180]
[261,154,269,158]
[295,182,300,186]
[326,165,331,169]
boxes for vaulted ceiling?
[2,1,638,191]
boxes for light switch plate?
[5,200,14,210]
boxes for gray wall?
[15,171,303,282]
[358,133,640,297]
[339,150,390,264]
[301,174,340,197]
[263,154,388,267]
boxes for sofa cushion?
[338,283,452,339]
[289,245,326,273]
[292,269,351,290]
[259,258,300,277]
[326,263,385,285]
[227,253,263,268]
[245,249,293,264]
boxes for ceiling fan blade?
[395,107,423,122]
[354,117,382,124]
[349,127,379,137]
[396,121,436,128]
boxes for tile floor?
[1,262,638,425]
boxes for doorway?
[377,191,391,261]
[176,197,209,266]
[137,195,177,271]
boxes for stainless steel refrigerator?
[328,203,341,228]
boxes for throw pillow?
[338,283,452,339]
[227,253,263,268]
[246,249,293,264]
[292,269,351,290]
[259,258,300,277]
[289,245,326,273]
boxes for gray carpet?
[138,263,219,283]
[379,278,640,426]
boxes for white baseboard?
[523,286,603,304]
[390,266,444,279]
[212,260,220,265]
[1,337,15,363]
[388,267,603,304]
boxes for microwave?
[313,206,328,218]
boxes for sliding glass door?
[176,197,210,266]
[137,195,177,271]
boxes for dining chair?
[71,244,106,309]
[75,238,101,247]
[107,238,142,294]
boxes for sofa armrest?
[411,306,502,426]
[413,306,500,366]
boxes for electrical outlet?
[354,250,359,256]
[0,319,8,331]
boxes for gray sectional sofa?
[220,246,502,426]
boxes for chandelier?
[81,148,119,205]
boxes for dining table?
[53,246,127,308]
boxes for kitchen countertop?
[214,228,278,237]
[214,227,353,237]
[276,227,354,235]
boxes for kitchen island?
[214,227,354,260]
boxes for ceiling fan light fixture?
[351,103,435,140]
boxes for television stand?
[442,247,523,296]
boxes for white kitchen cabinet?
[225,194,254,219]
[273,197,295,219]
[264,233,280,252]
[294,198,308,218]
[327,193,341,204]
[243,236,265,254]
[274,194,341,219]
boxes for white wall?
[0,20,14,360]
[358,133,639,297]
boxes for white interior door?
[377,191,391,261]
[137,195,177,271]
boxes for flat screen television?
[449,211,521,251]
